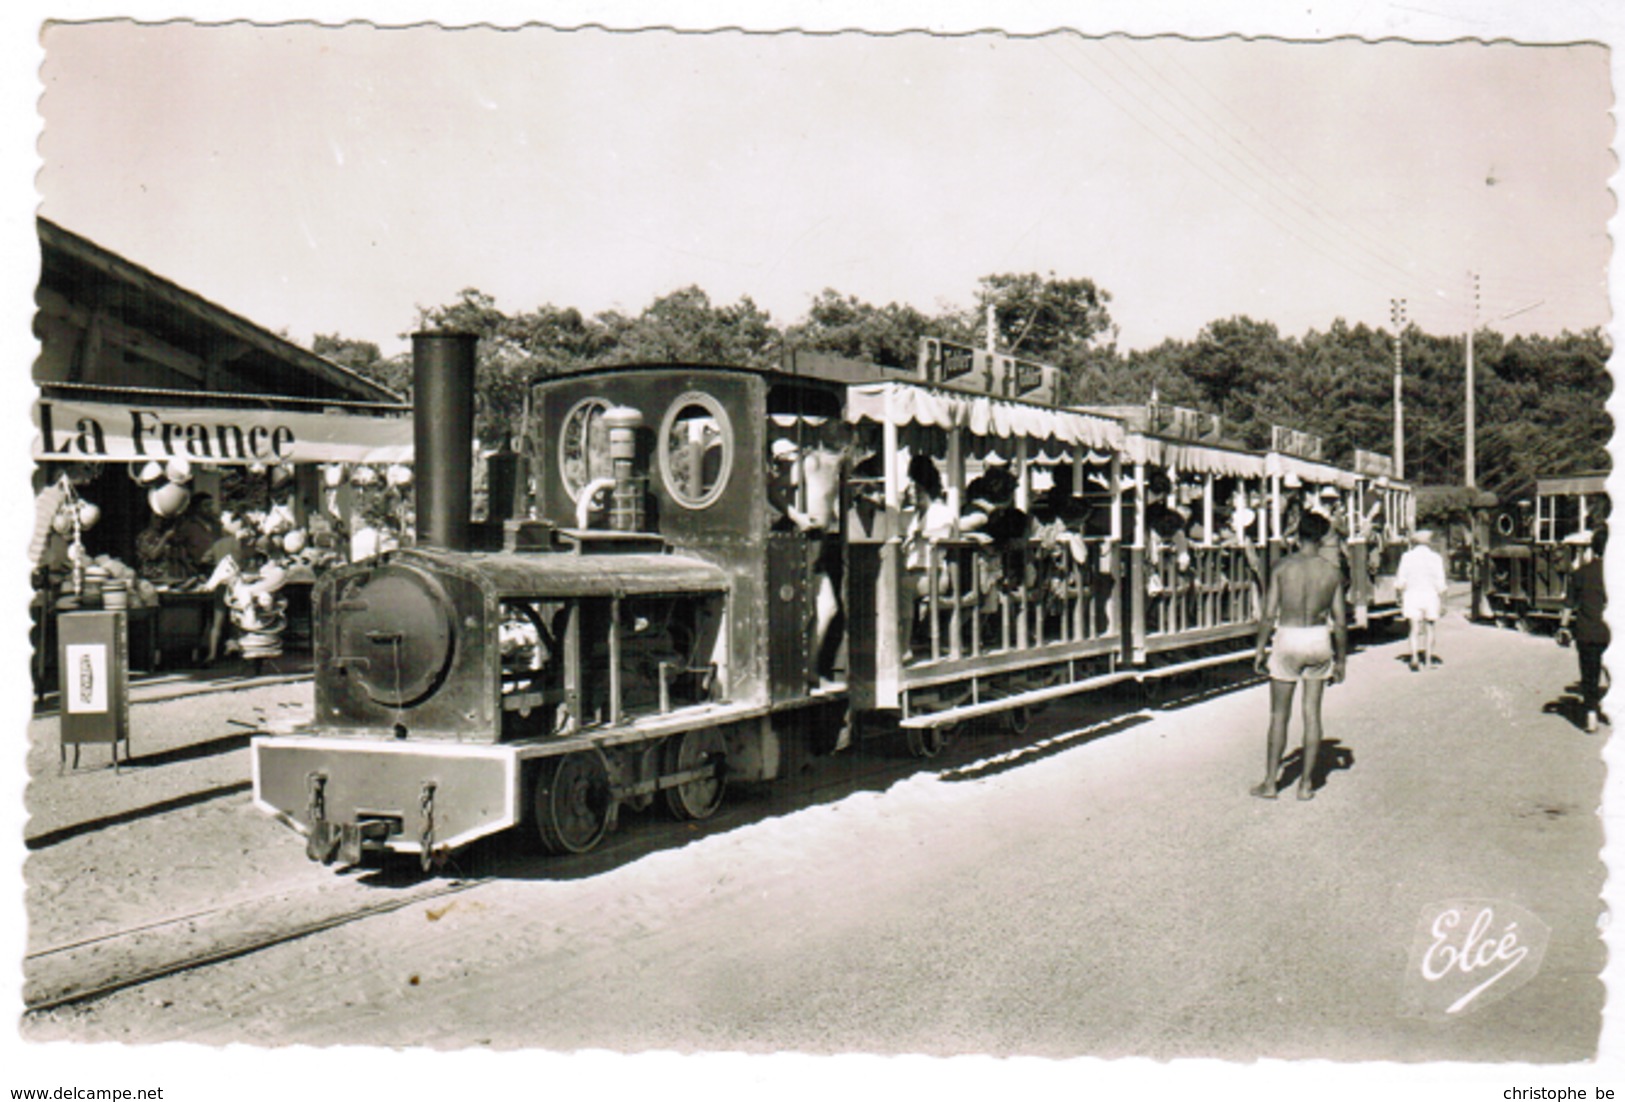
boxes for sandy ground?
[16,610,1610,1073]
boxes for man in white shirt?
[1394,529,1449,671]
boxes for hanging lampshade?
[149,482,191,517]
[350,527,381,560]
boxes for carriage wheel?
[534,752,612,855]
[1001,705,1032,736]
[906,722,949,758]
[662,727,727,821]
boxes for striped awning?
[1265,451,1358,489]
[845,381,1124,453]
[1126,434,1265,479]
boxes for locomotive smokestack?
[412,330,478,551]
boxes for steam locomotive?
[252,333,1413,866]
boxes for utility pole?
[1465,272,1479,489]
[1390,297,1407,480]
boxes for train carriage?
[1475,471,1609,630]
[1342,449,1415,626]
[1128,425,1270,673]
[840,379,1130,753]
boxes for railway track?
[21,729,910,1015]
[23,661,1262,1017]
[23,872,493,1015]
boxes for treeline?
[313,273,1610,505]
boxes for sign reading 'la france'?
[33,399,415,465]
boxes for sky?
[28,16,1616,360]
[6,3,1625,1101]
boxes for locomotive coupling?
[337,820,392,867]
[300,768,395,866]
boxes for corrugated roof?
[37,217,403,406]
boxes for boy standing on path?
[1253,511,1348,801]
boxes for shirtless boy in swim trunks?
[1252,510,1348,801]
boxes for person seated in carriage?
[900,452,960,657]
[1143,471,1195,595]
[961,463,1031,591]
[1030,462,1095,622]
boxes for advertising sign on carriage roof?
[916,337,1060,407]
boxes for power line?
[1045,35,1603,337]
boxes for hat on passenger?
[770,438,799,461]
[1318,486,1341,499]
[1412,529,1433,545]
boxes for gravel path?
[18,613,1608,1067]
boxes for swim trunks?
[1268,624,1335,683]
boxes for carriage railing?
[1144,542,1262,639]
[904,533,1119,667]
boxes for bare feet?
[1250,782,1278,800]
[1297,787,1315,801]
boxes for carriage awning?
[1535,472,1609,497]
[1265,451,1357,489]
[1125,434,1264,479]
[844,381,1125,454]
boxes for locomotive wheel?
[534,752,612,855]
[905,722,949,758]
[662,727,727,821]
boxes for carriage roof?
[1535,471,1609,497]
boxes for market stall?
[30,397,415,688]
